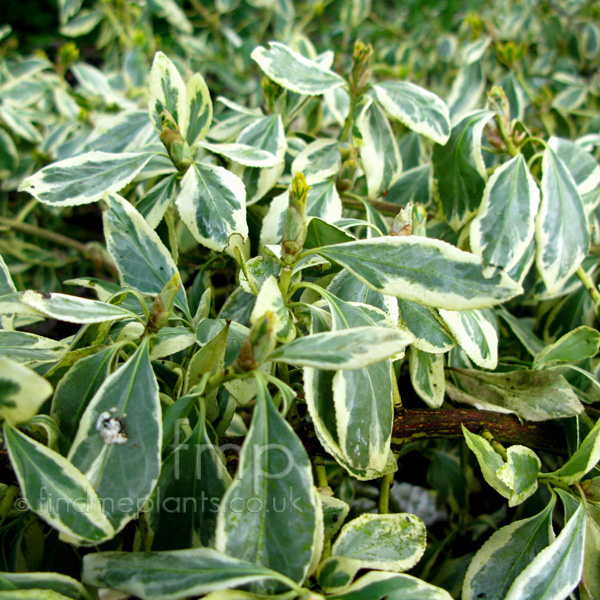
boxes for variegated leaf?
[270,326,411,370]
[82,548,296,599]
[0,357,53,426]
[103,193,189,315]
[332,513,427,572]
[175,163,248,255]
[215,373,322,591]
[291,139,340,184]
[148,51,188,133]
[4,425,115,545]
[432,110,494,230]
[373,82,451,145]
[462,495,555,600]
[310,236,522,310]
[251,42,346,95]
[357,98,402,197]
[18,151,153,207]
[438,309,498,369]
[504,498,586,600]
[535,146,590,294]
[470,155,540,276]
[397,299,455,353]
[496,445,541,507]
[20,291,138,324]
[250,275,295,343]
[0,331,66,364]
[68,338,161,533]
[185,72,212,145]
[409,347,445,408]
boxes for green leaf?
[148,52,188,133]
[318,555,360,594]
[397,300,455,353]
[321,493,350,544]
[408,347,445,408]
[0,331,66,364]
[103,192,189,316]
[304,217,355,250]
[462,495,555,600]
[0,357,52,426]
[215,373,322,590]
[462,426,511,500]
[534,325,600,368]
[432,110,494,230]
[67,338,161,532]
[4,425,115,544]
[496,445,541,507]
[545,417,600,485]
[20,291,138,324]
[81,548,297,600]
[0,572,91,600]
[535,147,590,294]
[453,369,583,421]
[151,416,231,549]
[581,503,600,600]
[332,513,427,572]
[504,497,586,600]
[310,236,522,310]
[438,308,498,369]
[270,326,412,370]
[470,155,540,276]
[185,72,213,145]
[176,163,248,255]
[328,571,453,600]
[357,99,402,197]
[251,42,346,95]
[18,152,153,207]
[373,82,451,145]
[51,345,121,442]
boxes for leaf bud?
[233,311,277,372]
[145,273,181,335]
[261,76,283,113]
[159,109,193,171]
[350,40,373,95]
[282,172,310,265]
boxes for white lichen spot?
[95,410,128,445]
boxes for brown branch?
[219,408,567,467]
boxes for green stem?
[495,114,519,157]
[0,485,19,525]
[341,192,403,217]
[235,246,259,296]
[339,95,357,143]
[278,266,294,300]
[313,455,329,488]
[0,217,117,276]
[577,265,600,314]
[206,366,237,392]
[378,473,394,514]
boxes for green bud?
[350,40,373,95]
[233,311,277,372]
[282,172,310,265]
[159,110,194,171]
[411,203,428,237]
[145,273,181,335]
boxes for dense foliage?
[1,0,600,598]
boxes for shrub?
[0,1,599,599]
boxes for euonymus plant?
[1,1,600,599]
